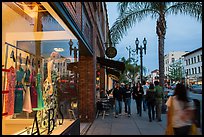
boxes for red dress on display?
[30,69,38,109]
[5,66,16,115]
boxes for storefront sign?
[105,47,117,58]
[31,107,64,135]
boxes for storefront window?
[2,2,79,135]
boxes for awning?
[97,57,125,73]
[106,68,120,78]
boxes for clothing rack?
[5,42,36,56]
[3,42,45,89]
[2,42,44,118]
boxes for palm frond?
[110,9,157,43]
[110,2,162,43]
[165,2,202,22]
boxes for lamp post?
[185,70,188,88]
[126,45,136,62]
[135,37,147,84]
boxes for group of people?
[111,81,197,135]
[112,81,164,122]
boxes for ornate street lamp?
[69,39,73,56]
[135,37,147,84]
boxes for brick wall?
[63,2,108,122]
[78,55,96,122]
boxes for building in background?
[149,69,159,84]
[164,51,189,84]
[182,47,202,86]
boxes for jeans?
[125,98,131,114]
[155,99,162,120]
[147,102,155,121]
[115,99,122,115]
[136,98,142,116]
[143,95,147,111]
[124,100,127,113]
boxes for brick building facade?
[62,2,109,122]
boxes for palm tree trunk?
[156,14,166,90]
[158,36,165,89]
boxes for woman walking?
[132,82,144,116]
[166,83,195,135]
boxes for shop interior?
[2,2,80,135]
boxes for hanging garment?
[30,69,38,109]
[33,72,44,111]
[16,67,24,83]
[22,86,32,113]
[24,69,30,83]
[43,60,54,96]
[4,66,16,115]
[14,84,24,113]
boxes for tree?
[119,57,145,84]
[110,2,202,89]
[167,60,183,83]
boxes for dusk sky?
[106,2,202,75]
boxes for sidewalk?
[81,98,202,135]
[83,99,167,135]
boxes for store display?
[16,67,25,83]
[14,84,24,113]
[5,66,16,115]
[24,69,31,83]
[2,1,80,134]
[43,59,54,95]
[22,86,32,113]
[10,50,16,62]
[30,69,38,109]
[32,69,44,111]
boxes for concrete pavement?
[81,98,202,135]
[84,99,168,135]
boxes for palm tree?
[119,57,146,84]
[110,2,202,88]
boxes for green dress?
[14,67,24,113]
[14,84,24,113]
[32,72,44,110]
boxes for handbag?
[191,123,198,135]
[165,97,174,135]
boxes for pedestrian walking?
[142,85,148,111]
[154,81,164,122]
[113,82,123,118]
[124,83,132,117]
[121,83,127,114]
[132,82,144,116]
[146,83,156,122]
[165,83,195,135]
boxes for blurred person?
[113,82,123,118]
[154,81,164,122]
[166,83,195,135]
[142,85,148,111]
[146,83,156,122]
[100,89,106,98]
